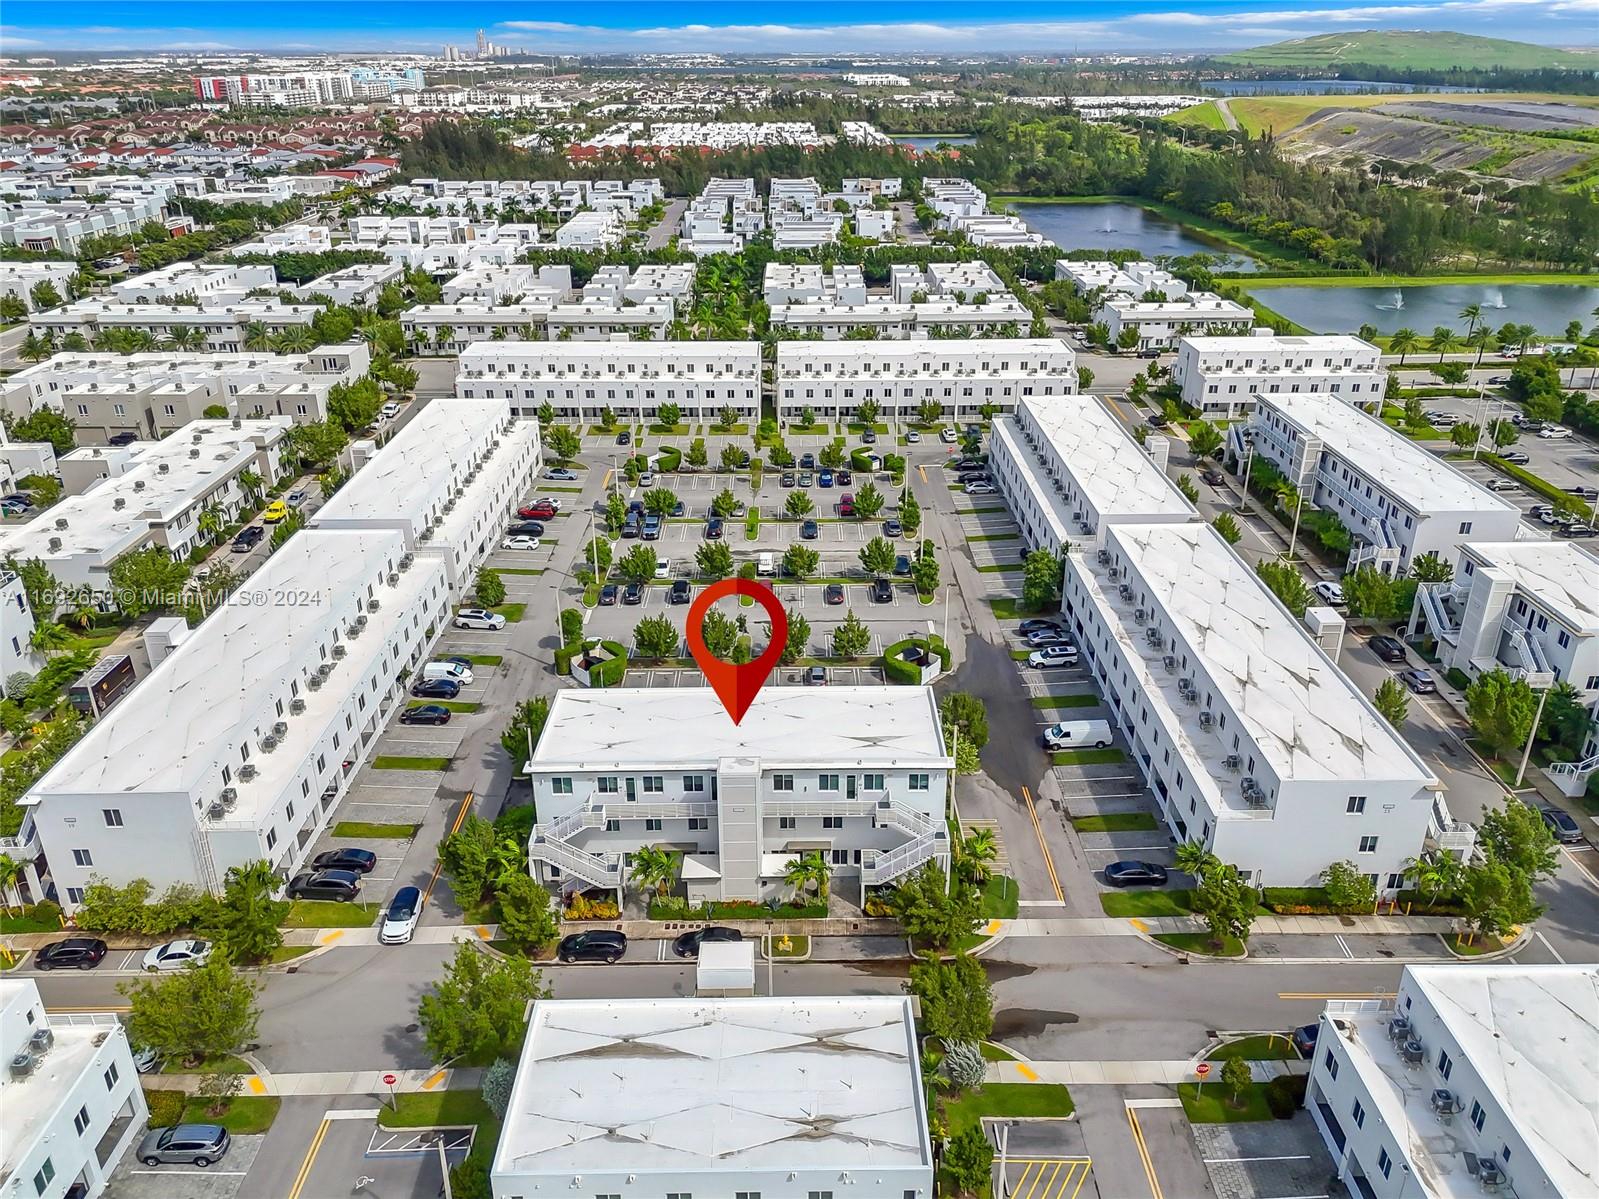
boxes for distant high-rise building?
[476,28,487,56]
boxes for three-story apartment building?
[1172,332,1386,420]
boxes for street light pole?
[1514,685,1550,788]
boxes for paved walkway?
[989,913,1458,937]
[986,1058,1310,1085]
[153,1066,483,1097]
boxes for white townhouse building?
[31,299,319,353]
[0,420,58,489]
[0,342,370,441]
[439,263,563,307]
[491,996,933,1199]
[768,296,1031,340]
[0,419,291,595]
[221,224,334,256]
[554,209,626,251]
[1102,293,1255,350]
[898,261,1010,303]
[1061,523,1446,891]
[1306,965,1597,1199]
[456,341,760,425]
[1237,392,1524,576]
[948,213,1050,248]
[21,529,452,906]
[0,195,168,254]
[292,261,403,307]
[401,299,673,352]
[764,263,868,307]
[579,263,695,313]
[922,177,986,220]
[990,396,1197,553]
[524,688,953,902]
[1414,540,1599,797]
[775,338,1075,423]
[1173,332,1387,420]
[311,398,541,597]
[0,978,148,1199]
[1056,258,1189,301]
[106,262,277,307]
[0,261,77,312]
[1,567,45,690]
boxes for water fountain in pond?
[1378,290,1405,311]
[1485,288,1506,310]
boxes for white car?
[533,497,562,512]
[141,939,212,972]
[379,886,423,945]
[1028,646,1080,668]
[1312,580,1346,606]
[380,401,400,420]
[940,427,958,444]
[131,1044,160,1073]
[1537,425,1572,440]
[654,558,673,580]
[502,535,541,551]
[454,608,506,630]
[964,481,998,495]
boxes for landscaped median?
[282,900,382,929]
[372,755,452,771]
[330,821,420,839]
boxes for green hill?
[1218,30,1599,72]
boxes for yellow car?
[261,501,289,524]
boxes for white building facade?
[1172,332,1387,420]
[31,300,319,353]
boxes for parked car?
[781,472,796,488]
[819,469,834,488]
[285,489,308,509]
[1291,1023,1320,1059]
[806,666,828,686]
[34,938,108,970]
[799,452,816,469]
[704,517,723,539]
[671,501,686,517]
[1368,635,1407,663]
[108,431,139,446]
[231,525,264,553]
[141,939,212,972]
[518,503,557,520]
[1200,467,1226,486]
[670,580,692,605]
[379,886,423,945]
[261,500,289,524]
[1560,522,1597,539]
[402,704,451,727]
[871,578,893,603]
[1484,477,1518,493]
[883,519,903,537]
[1498,451,1530,465]
[1312,580,1346,606]
[638,472,656,488]
[838,497,856,517]
[952,457,985,471]
[506,521,544,537]
[906,430,921,443]
[1028,646,1080,668]
[0,499,29,516]
[940,427,958,443]
[137,1125,230,1169]
[380,401,401,420]
[558,930,627,963]
[545,467,577,481]
[824,583,846,605]
[311,848,378,874]
[964,481,998,496]
[801,519,819,540]
[641,516,662,541]
[1103,861,1168,887]
[620,518,640,539]
[622,582,643,605]
[837,470,852,486]
[1537,425,1572,440]
[286,869,360,901]
[862,430,877,444]
[1145,413,1169,429]
[1018,619,1066,636]
[412,679,462,700]
[894,555,912,576]
[798,472,814,487]
[671,926,743,957]
[615,430,631,446]
[599,584,618,606]
[1026,629,1070,648]
[1540,807,1583,844]
[132,1044,160,1073]
[454,608,506,630]
[1400,669,1437,694]
[503,535,541,551]
[1567,485,1599,501]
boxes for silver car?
[137,1124,231,1167]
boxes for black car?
[799,453,816,469]
[705,518,723,539]
[952,457,985,471]
[871,578,893,603]
[1103,861,1169,888]
[1018,619,1066,636]
[781,472,796,488]
[801,519,819,540]
[670,580,692,605]
[231,525,264,553]
[616,430,631,445]
[286,869,361,901]
[412,678,462,699]
[34,937,108,971]
[1200,467,1226,486]
[401,705,452,726]
[559,930,627,963]
[671,926,743,958]
[1291,1023,1320,1059]
[597,584,617,606]
[506,521,545,537]
[311,848,378,874]
[1368,635,1408,663]
[1540,807,1583,844]
[108,431,139,446]
[622,582,644,605]
[1146,413,1169,428]
[671,501,686,517]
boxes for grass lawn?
[967,532,1021,542]
[1448,932,1512,956]
[405,699,481,713]
[1156,932,1247,957]
[539,485,584,494]
[162,1054,251,1075]
[987,597,1022,619]
[979,875,1021,919]
[331,821,419,839]
[463,654,503,666]
[282,900,382,928]
[1031,694,1101,709]
[1178,1081,1273,1123]
[378,1090,495,1129]
[980,1042,1019,1062]
[266,946,314,964]
[489,603,527,622]
[942,1083,1075,1135]
[1052,748,1126,766]
[1072,812,1157,832]
[1208,1034,1298,1061]
[1099,889,1197,917]
[975,563,1022,574]
[181,1096,281,1135]
[496,567,542,576]
[372,756,451,771]
[0,909,63,934]
[1010,649,1033,661]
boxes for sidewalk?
[152,1066,482,1097]
[990,913,1459,937]
[985,1058,1310,1086]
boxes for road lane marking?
[1277,992,1395,1000]
[286,1117,331,1199]
[423,791,475,904]
[422,1070,447,1090]
[1020,785,1064,902]
[1125,1106,1164,1199]
[1015,1061,1039,1081]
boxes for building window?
[1352,1099,1365,1128]
[1323,1050,1338,1080]
[808,1192,834,1199]
[683,775,705,792]
[32,1159,54,1196]
[688,818,708,831]
[1458,521,1472,535]
[66,887,84,904]
[265,829,277,851]
[667,1193,692,1199]
[104,1062,119,1089]
[818,774,839,791]
[604,820,620,833]
[863,773,885,790]
[72,849,92,867]
[779,817,796,830]
[1470,1099,1485,1133]
[598,777,619,794]
[74,1104,91,1135]
[642,776,664,793]
[822,816,843,829]
[1359,836,1379,853]
[1346,796,1366,814]
[1377,1148,1392,1179]
[551,778,573,795]
[773,774,794,792]
[644,819,662,832]
[103,808,123,827]
[736,1193,762,1199]
[909,773,930,791]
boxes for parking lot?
[103,1134,263,1199]
[992,1118,1099,1199]
[1189,1115,1334,1199]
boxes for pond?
[1015,202,1262,271]
[896,135,976,151]
[1246,283,1599,336]
[1200,79,1483,96]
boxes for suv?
[801,519,819,540]
[871,578,893,603]
[380,886,423,944]
[34,937,108,971]
[671,926,743,958]
[138,1124,231,1168]
[286,869,361,901]
[559,930,627,963]
[1368,635,1407,663]
[231,525,264,553]
[669,580,692,605]
[454,608,506,630]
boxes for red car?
[838,495,856,517]
[518,503,556,520]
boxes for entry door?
[625,777,636,801]
[846,776,857,800]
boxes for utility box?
[695,940,756,997]
[143,616,192,667]
[1305,606,1346,664]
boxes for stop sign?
[1195,1062,1211,1078]
[382,1073,398,1086]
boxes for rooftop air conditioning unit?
[1096,548,1111,565]
[208,800,227,819]
[354,614,368,629]
[332,644,347,659]
[1223,754,1241,772]
[221,786,238,806]
[399,554,413,570]
[307,674,323,691]
[259,734,278,753]
[316,663,332,679]
[272,721,288,737]
[1147,629,1164,649]
[113,497,126,510]
[1241,776,1261,798]
[239,763,258,781]
[29,1027,53,1055]
[159,462,171,473]
[387,572,399,586]
[1117,583,1134,601]
[1132,607,1146,624]
[367,598,380,613]
[1162,654,1178,671]
[1198,710,1215,729]
[10,1051,36,1079]
[290,698,306,715]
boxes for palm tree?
[1458,303,1482,338]
[196,503,225,545]
[1402,852,1462,910]
[0,854,27,916]
[65,590,98,633]
[237,470,263,507]
[60,332,89,352]
[28,621,72,658]
[1389,327,1419,366]
[271,327,315,354]
[125,331,157,354]
[242,321,272,352]
[784,850,833,903]
[958,828,998,884]
[1466,326,1494,367]
[628,845,677,901]
[163,326,205,352]
[18,333,49,363]
[1428,325,1461,363]
[1174,841,1221,881]
[433,326,454,354]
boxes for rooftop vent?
[272,721,288,737]
[47,537,62,552]
[259,734,278,753]
[1198,710,1215,729]
[307,674,323,691]
[220,786,238,807]
[9,1051,36,1079]
[208,800,227,819]
[367,598,380,613]
[289,698,306,715]
[239,763,258,782]
[387,572,399,586]
[54,517,68,530]
[331,644,347,659]
[113,497,126,510]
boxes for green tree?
[782,543,820,580]
[9,408,76,454]
[642,487,678,517]
[832,610,872,658]
[958,828,998,885]
[859,535,896,576]
[1115,327,1140,352]
[1435,361,1470,386]
[719,443,747,472]
[475,568,505,608]
[629,845,678,899]
[544,425,581,462]
[1341,565,1396,620]
[1322,860,1377,911]
[616,545,658,584]
[710,489,740,517]
[1403,851,1464,910]
[1373,677,1409,728]
[1220,1056,1254,1107]
[899,488,921,533]
[940,692,989,754]
[1539,681,1592,757]
[1409,552,1453,583]
[496,874,558,953]
[917,398,943,425]
[1021,548,1064,611]
[633,614,680,659]
[886,862,981,950]
[1458,857,1539,941]
[818,443,847,470]
[656,402,681,427]
[603,491,627,535]
[945,1126,995,1197]
[695,541,734,580]
[912,551,940,597]
[685,440,708,470]
[107,547,189,619]
[1428,325,1462,362]
[785,491,814,520]
[1212,512,1242,544]
[700,608,739,662]
[121,957,261,1068]
[1450,422,1481,450]
[1188,421,1223,458]
[0,293,26,322]
[907,954,993,1043]
[210,861,288,964]
[1489,419,1519,448]
[780,611,811,665]
[417,942,548,1064]
[1254,559,1312,617]
[439,813,521,908]
[1463,669,1538,760]
[500,697,550,769]
[1389,327,1420,365]
[1076,365,1095,391]
[1477,800,1558,885]
[782,850,832,903]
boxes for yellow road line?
[423,791,475,904]
[917,464,928,484]
[1126,1107,1164,1199]
[1129,917,1150,934]
[285,1117,331,1199]
[1020,785,1064,902]
[600,469,613,490]
[1067,1159,1093,1199]
[1040,1161,1064,1199]
[1277,992,1395,1000]
[1017,1161,1047,1199]
[316,929,344,946]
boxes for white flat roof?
[776,336,1071,364]
[494,996,929,1177]
[1110,523,1434,785]
[1460,542,1599,635]
[1016,398,1195,520]
[1259,392,1519,517]
[531,686,950,770]
[1181,333,1377,354]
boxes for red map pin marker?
[686,577,788,726]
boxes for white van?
[422,661,473,685]
[1043,720,1113,750]
[756,552,776,577]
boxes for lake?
[1200,80,1484,96]
[896,135,976,151]
[1016,202,1262,271]
[1248,283,1599,335]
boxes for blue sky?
[3,0,1596,54]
